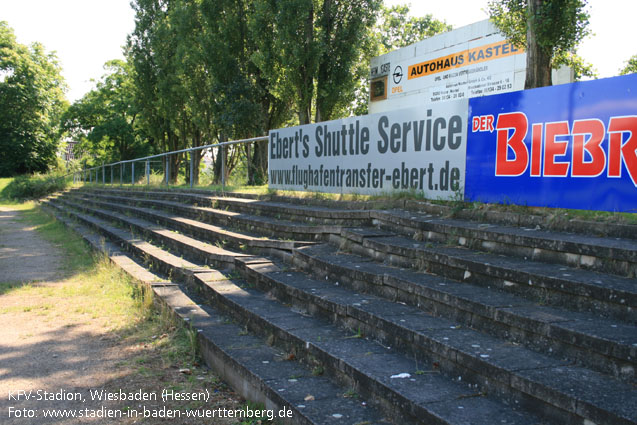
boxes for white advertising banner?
[369,20,527,114]
[268,100,468,199]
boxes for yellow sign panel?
[408,40,524,80]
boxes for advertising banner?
[369,20,529,114]
[465,73,637,212]
[269,100,468,199]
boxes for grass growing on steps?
[79,178,637,225]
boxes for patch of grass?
[1,174,72,201]
[0,178,35,208]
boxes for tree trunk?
[245,143,252,185]
[298,5,315,125]
[315,0,332,123]
[189,129,203,186]
[525,0,552,89]
[213,133,230,185]
[249,139,268,185]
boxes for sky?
[1,0,635,102]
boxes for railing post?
[246,141,251,184]
[166,155,170,186]
[190,150,194,188]
[120,164,123,186]
[131,162,135,185]
[221,146,226,190]
[146,160,150,185]
[102,162,105,185]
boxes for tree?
[62,60,151,168]
[552,50,596,80]
[374,5,451,55]
[117,1,447,186]
[351,5,451,116]
[488,0,591,88]
[127,0,186,183]
[0,21,67,176]
[254,0,382,124]
[620,54,637,75]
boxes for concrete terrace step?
[238,258,637,425]
[54,187,637,424]
[46,198,542,425]
[50,196,249,270]
[56,193,313,254]
[43,204,389,425]
[192,267,541,425]
[74,191,342,242]
[291,243,637,381]
[46,199,212,282]
[82,188,372,226]
[165,287,391,425]
[76,187,637,241]
[80,188,637,278]
[373,209,637,278]
[43,202,174,286]
[400,199,637,241]
[339,228,637,325]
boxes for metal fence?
[69,136,268,189]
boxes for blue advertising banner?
[466,73,637,212]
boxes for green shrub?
[1,174,70,200]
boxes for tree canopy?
[620,54,637,75]
[0,21,67,176]
[62,60,150,168]
[2,2,451,181]
[488,0,591,88]
[122,0,401,184]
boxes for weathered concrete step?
[80,188,637,278]
[191,270,541,425]
[46,199,213,283]
[168,289,391,425]
[76,191,341,241]
[42,202,175,287]
[83,188,372,225]
[44,204,389,425]
[51,196,251,270]
[341,228,637,324]
[400,199,637,241]
[48,197,539,425]
[237,258,637,425]
[373,209,637,278]
[58,193,313,253]
[75,187,637,240]
[292,243,637,381]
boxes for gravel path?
[0,207,63,284]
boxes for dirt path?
[0,206,128,424]
[0,206,242,424]
[0,207,64,283]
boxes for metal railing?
[69,136,268,189]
